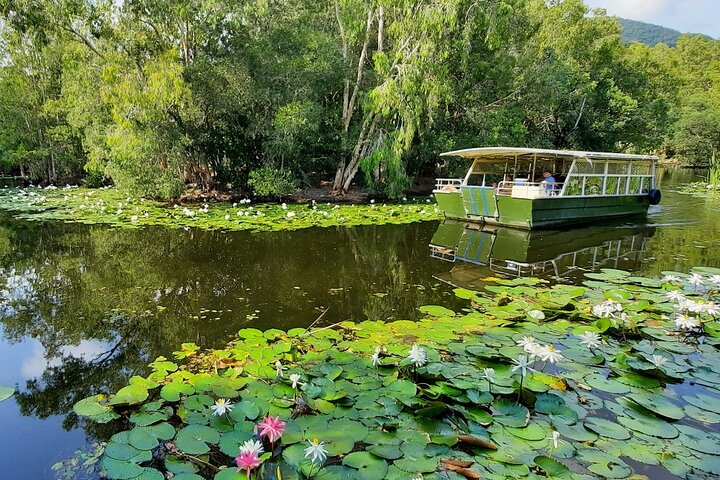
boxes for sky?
[584,0,720,38]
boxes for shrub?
[248,167,297,197]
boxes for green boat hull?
[435,189,650,229]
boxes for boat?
[434,147,661,229]
[429,220,655,287]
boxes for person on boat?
[541,169,556,193]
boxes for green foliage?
[71,266,720,479]
[618,18,683,47]
[247,168,298,197]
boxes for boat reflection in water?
[429,220,655,288]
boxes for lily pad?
[175,425,221,455]
[583,417,631,440]
[616,415,678,439]
[626,392,685,420]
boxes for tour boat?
[434,147,661,229]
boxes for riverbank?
[72,268,720,480]
[0,186,442,232]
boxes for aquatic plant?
[0,186,441,233]
[73,267,720,479]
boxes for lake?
[0,168,718,479]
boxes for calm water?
[0,168,718,479]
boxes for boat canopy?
[440,147,659,162]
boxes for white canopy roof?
[440,147,659,162]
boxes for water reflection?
[430,221,656,289]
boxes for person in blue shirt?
[541,169,556,193]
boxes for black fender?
[648,188,661,205]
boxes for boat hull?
[435,189,651,229]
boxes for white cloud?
[21,340,111,379]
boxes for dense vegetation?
[618,18,683,47]
[0,0,719,198]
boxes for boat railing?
[434,178,463,191]
[429,245,456,262]
[496,180,564,198]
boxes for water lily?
[516,336,537,349]
[688,273,705,288]
[481,368,495,383]
[235,450,262,478]
[289,373,303,389]
[407,344,427,367]
[275,360,284,377]
[256,415,286,443]
[511,355,536,376]
[224,214,230,220]
[661,274,680,283]
[539,344,563,364]
[578,331,602,349]
[675,313,699,330]
[650,354,668,368]
[239,439,264,455]
[591,300,623,318]
[281,203,287,209]
[130,215,138,223]
[286,211,296,218]
[709,275,720,287]
[304,438,328,464]
[551,430,560,449]
[210,398,234,416]
[371,347,382,367]
[527,309,545,320]
[703,302,720,317]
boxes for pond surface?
[0,168,718,479]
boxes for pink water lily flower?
[256,415,286,443]
[235,450,262,477]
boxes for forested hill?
[1,0,719,199]
[618,18,682,47]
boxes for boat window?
[617,177,628,194]
[585,177,602,195]
[629,177,643,194]
[565,177,583,196]
[604,177,619,195]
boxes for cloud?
[20,340,111,379]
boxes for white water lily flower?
[703,302,720,317]
[649,354,668,368]
[665,290,685,302]
[591,301,622,318]
[286,211,296,218]
[281,203,287,209]
[688,273,705,288]
[289,373,303,389]
[539,345,564,364]
[407,344,427,367]
[481,368,495,383]
[239,439,264,455]
[275,360,284,378]
[371,347,382,368]
[511,355,536,376]
[130,215,138,223]
[709,275,720,287]
[551,431,560,449]
[524,342,544,359]
[578,331,602,349]
[516,336,537,349]
[661,274,680,283]
[528,310,545,320]
[304,438,328,464]
[686,300,705,314]
[224,214,230,220]
[210,398,234,416]
[675,314,699,330]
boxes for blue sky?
[585,0,720,38]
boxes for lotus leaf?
[175,425,221,455]
[583,417,631,440]
[73,394,120,423]
[627,392,685,420]
[534,455,573,478]
[616,415,678,439]
[491,399,529,427]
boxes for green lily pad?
[491,399,529,428]
[626,392,685,420]
[676,424,720,454]
[175,425,221,455]
[534,455,572,478]
[583,417,631,440]
[342,451,388,480]
[73,395,120,423]
[552,421,597,442]
[584,373,629,394]
[616,415,678,439]
[682,393,720,414]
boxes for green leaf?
[534,456,572,478]
[491,399,529,427]
[175,425,221,455]
[73,395,120,423]
[627,392,685,420]
[616,414,678,438]
[418,305,456,317]
[583,417,631,440]
[342,451,388,480]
